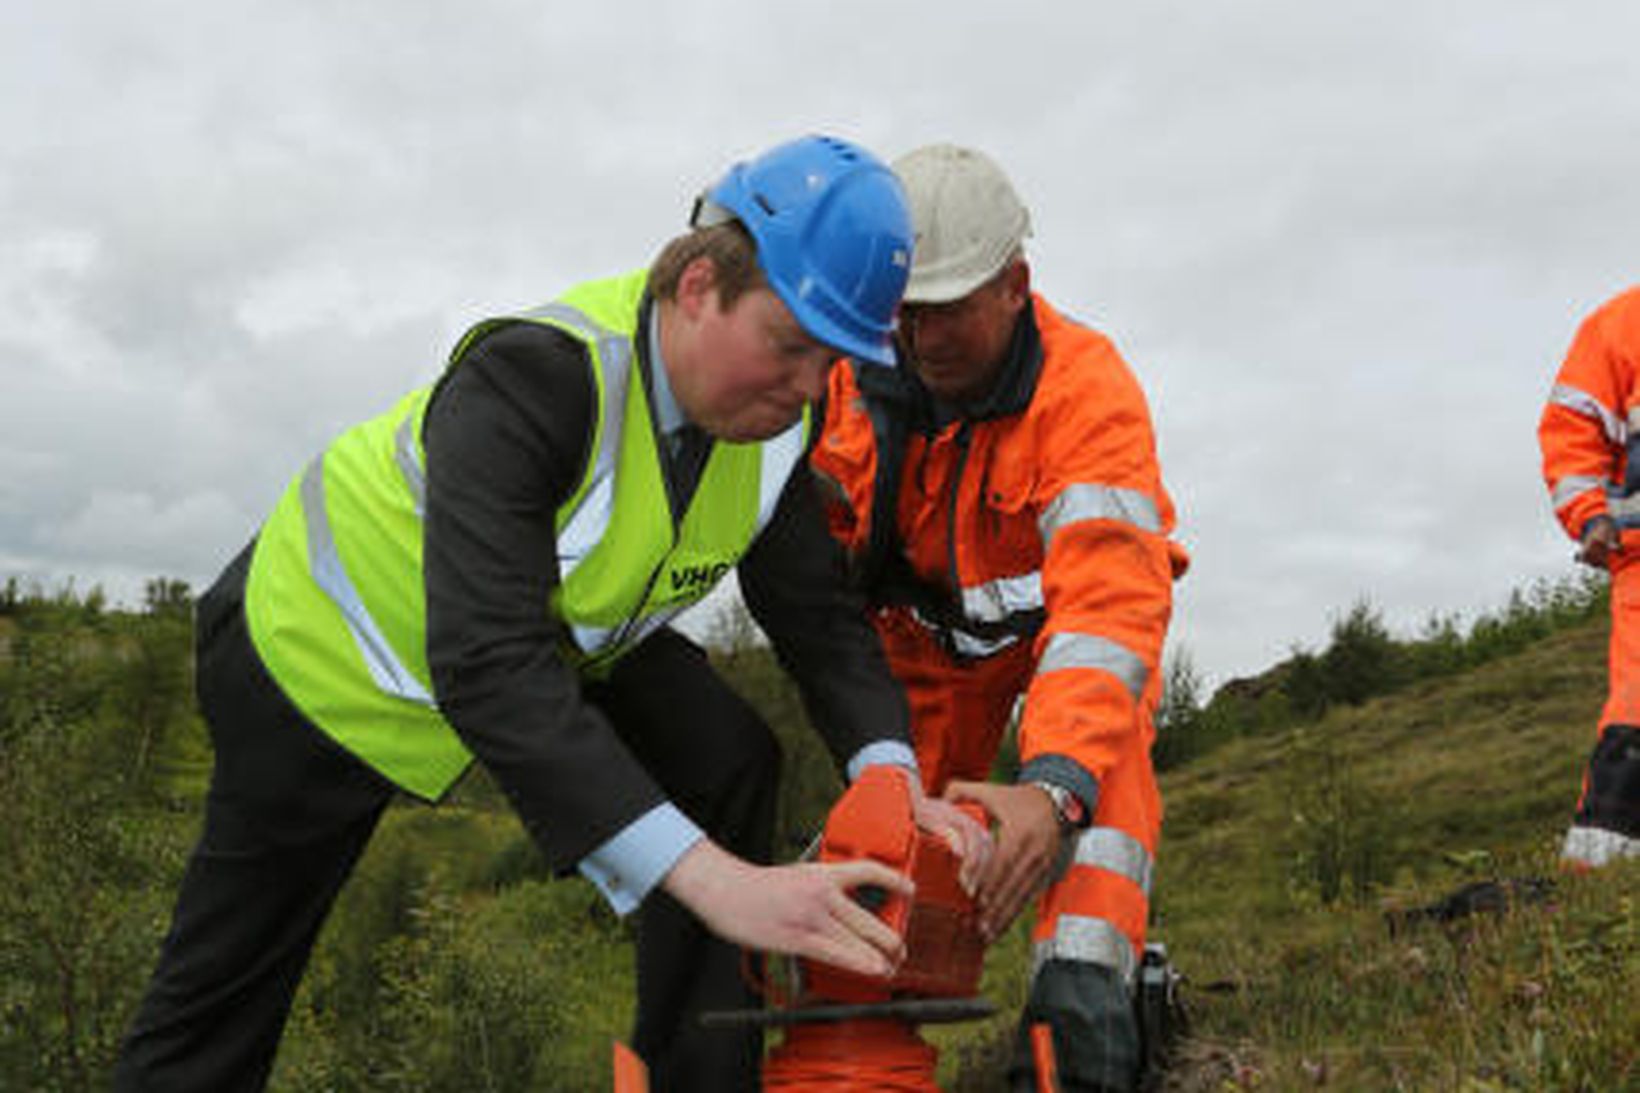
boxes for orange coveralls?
[1539,285,1640,866]
[813,293,1184,990]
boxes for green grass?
[912,618,1637,1090]
[1148,621,1639,1091]
[8,597,1636,1090]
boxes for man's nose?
[904,308,949,352]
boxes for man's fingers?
[826,860,912,960]
[935,802,994,893]
[828,857,914,897]
[802,921,898,978]
[980,839,1030,906]
[956,824,992,896]
[804,862,912,976]
[942,779,991,804]
[978,857,1037,941]
[983,877,1034,941]
[911,795,995,899]
[975,821,1058,940]
[829,889,906,965]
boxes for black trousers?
[114,548,780,1092]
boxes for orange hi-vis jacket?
[813,293,1186,981]
[1540,285,1640,549]
[1540,287,1640,868]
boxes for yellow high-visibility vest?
[244,270,809,797]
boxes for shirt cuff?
[846,740,920,784]
[577,803,705,916]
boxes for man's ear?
[1002,259,1032,310]
[675,256,719,319]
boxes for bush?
[276,866,631,1093]
[1154,647,1238,770]
[1179,576,1609,770]
[1280,727,1391,907]
[0,643,190,1090]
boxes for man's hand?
[908,791,993,898]
[1579,514,1622,569]
[662,839,912,977]
[943,780,1065,942]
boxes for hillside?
[1142,618,1639,1091]
[0,591,1635,1090]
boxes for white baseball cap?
[892,143,1032,304]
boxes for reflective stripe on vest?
[565,419,805,657]
[301,454,434,707]
[530,279,808,667]
[527,301,632,583]
[908,478,1162,660]
[394,412,426,516]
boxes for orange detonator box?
[803,766,988,1004]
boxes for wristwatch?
[1029,781,1088,831]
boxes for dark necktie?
[667,425,710,510]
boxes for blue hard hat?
[693,135,912,366]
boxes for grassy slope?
[1150,619,1639,1091]
[108,612,1634,1090]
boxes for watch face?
[1037,782,1083,828]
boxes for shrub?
[1280,727,1391,906]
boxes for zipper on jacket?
[941,421,973,653]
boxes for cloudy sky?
[5,2,1639,688]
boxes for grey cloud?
[5,1,1639,687]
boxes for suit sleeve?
[423,323,697,896]
[738,457,915,777]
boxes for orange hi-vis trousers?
[878,613,1160,986]
[1564,550,1640,867]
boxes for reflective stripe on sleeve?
[1549,383,1624,446]
[1608,492,1640,524]
[1037,631,1149,701]
[1031,914,1138,985]
[301,456,435,707]
[1039,483,1162,543]
[1551,474,1610,511]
